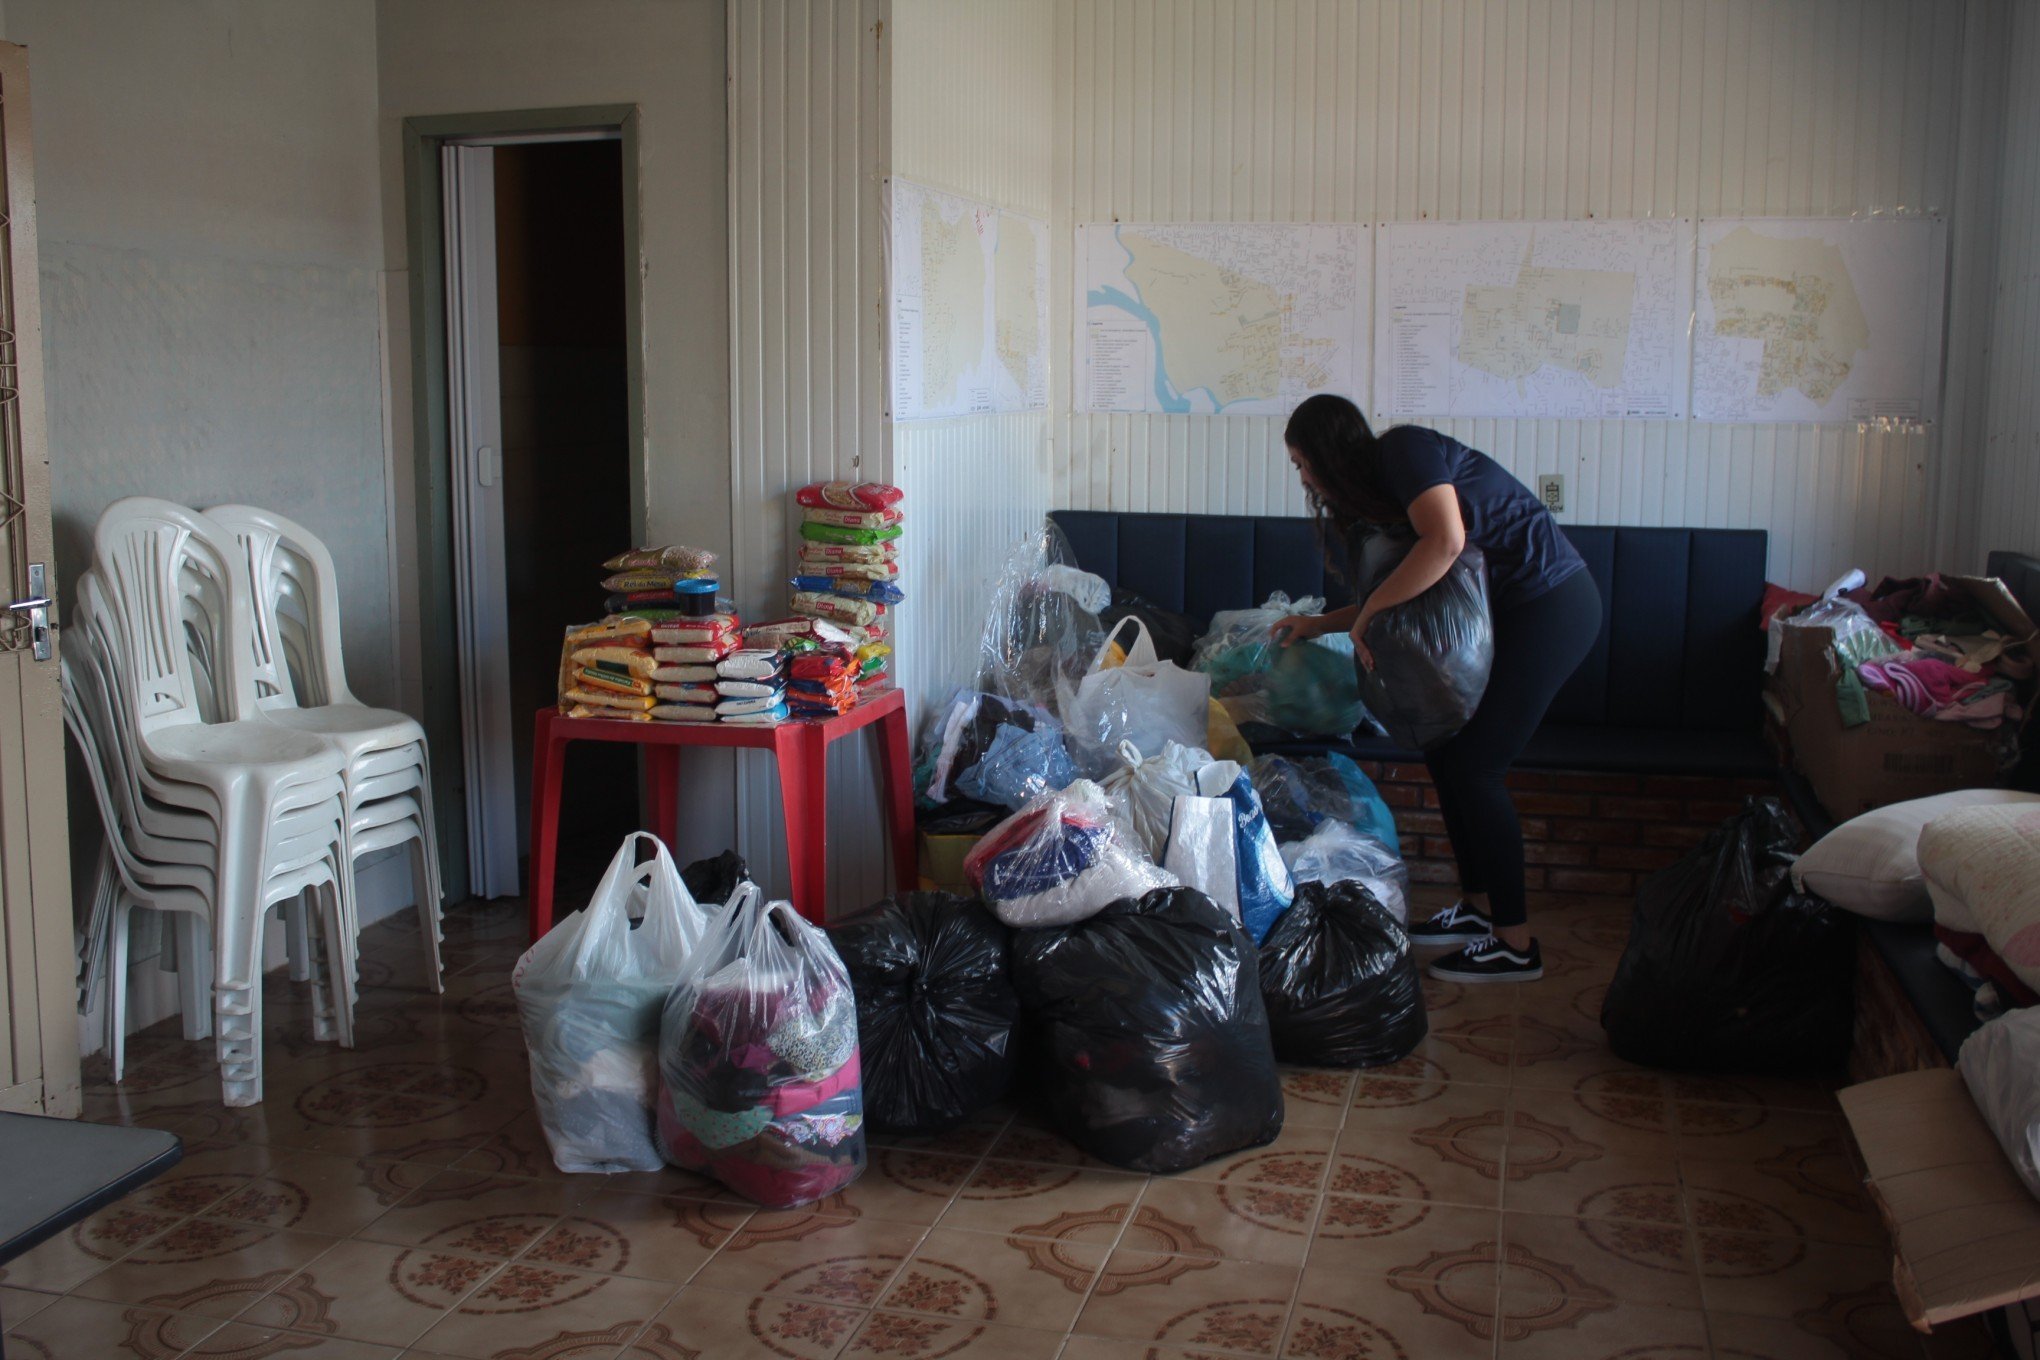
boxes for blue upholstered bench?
[1050,510,1774,777]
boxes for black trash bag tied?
[1258,880,1427,1068]
[1011,886,1285,1174]
[1350,531,1495,751]
[828,893,1021,1135]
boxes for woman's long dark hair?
[1285,395,1407,572]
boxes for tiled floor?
[2,891,2000,1360]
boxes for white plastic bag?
[1959,1007,2040,1201]
[1163,794,1242,926]
[513,833,718,1173]
[1060,617,1211,774]
[1764,569,1898,674]
[657,889,868,1208]
[1281,822,1411,925]
[1101,739,1211,859]
[964,779,1179,929]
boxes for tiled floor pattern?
[2,893,1999,1359]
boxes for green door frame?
[402,105,645,905]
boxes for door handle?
[476,445,498,488]
[7,562,51,661]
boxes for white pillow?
[1959,1007,2040,1201]
[1792,789,2040,923]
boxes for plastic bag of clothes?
[1059,617,1212,773]
[657,889,866,1207]
[975,522,1110,719]
[920,690,1058,805]
[513,834,719,1173]
[1959,1008,2040,1200]
[1100,588,1199,668]
[1192,592,1370,738]
[829,894,1019,1135]
[1100,739,1209,859]
[1012,886,1285,1173]
[964,780,1177,929]
[1280,822,1409,925]
[1351,536,1495,750]
[1763,569,1901,674]
[1160,760,1295,944]
[1601,798,1855,1074]
[1258,880,1427,1067]
[1250,753,1401,856]
[955,720,1078,811]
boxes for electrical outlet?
[1537,474,1565,513]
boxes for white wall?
[1977,0,2040,563]
[727,0,896,912]
[374,0,738,875]
[891,0,1057,717]
[1049,0,2007,592]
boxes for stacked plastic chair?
[65,498,443,1106]
[208,504,444,1013]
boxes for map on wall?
[1073,222,1369,415]
[1372,218,1692,421]
[1692,217,1946,424]
[887,178,1050,421]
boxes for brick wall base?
[1363,762,1782,909]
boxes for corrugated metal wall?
[1049,0,2007,590]
[1979,0,2040,561]
[728,0,893,912]
[892,0,1057,720]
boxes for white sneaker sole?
[1426,961,1544,984]
[1408,927,1491,950]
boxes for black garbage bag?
[1101,588,1199,669]
[1601,798,1854,1074]
[680,851,751,906]
[1011,887,1284,1173]
[1258,881,1427,1067]
[828,894,1021,1135]
[1350,532,1494,751]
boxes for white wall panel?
[729,0,893,914]
[1979,0,2040,562]
[892,1,1056,727]
[1051,0,2001,590]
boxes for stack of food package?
[559,617,658,720]
[787,481,898,707]
[560,544,742,724]
[715,648,789,725]
[646,612,741,722]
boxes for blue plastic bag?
[1250,754,1401,858]
[956,722,1078,811]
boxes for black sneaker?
[1406,900,1493,947]
[1427,935,1543,984]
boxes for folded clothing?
[563,687,657,713]
[803,506,901,530]
[793,592,880,627]
[657,682,721,704]
[792,575,905,603]
[567,617,653,648]
[656,640,739,665]
[576,667,654,697]
[721,703,791,726]
[606,544,718,574]
[570,702,652,722]
[1859,655,1993,717]
[798,542,898,566]
[718,649,787,681]
[796,480,903,513]
[718,691,788,717]
[800,521,903,547]
[652,664,720,684]
[651,703,719,723]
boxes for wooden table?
[527,687,917,937]
[0,1112,181,1353]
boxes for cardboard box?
[918,832,981,894]
[1770,575,2037,821]
[1839,1068,2040,1331]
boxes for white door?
[0,42,80,1117]
[441,145,520,900]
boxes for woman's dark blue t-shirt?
[1368,425,1585,609]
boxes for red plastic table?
[526,688,917,939]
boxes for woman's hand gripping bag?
[657,889,868,1208]
[829,894,1020,1135]
[512,833,719,1173]
[1012,887,1285,1174]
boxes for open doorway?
[424,118,641,906]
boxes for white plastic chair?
[90,499,354,1104]
[207,505,444,1007]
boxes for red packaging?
[794,481,904,513]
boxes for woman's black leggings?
[1426,568,1603,930]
